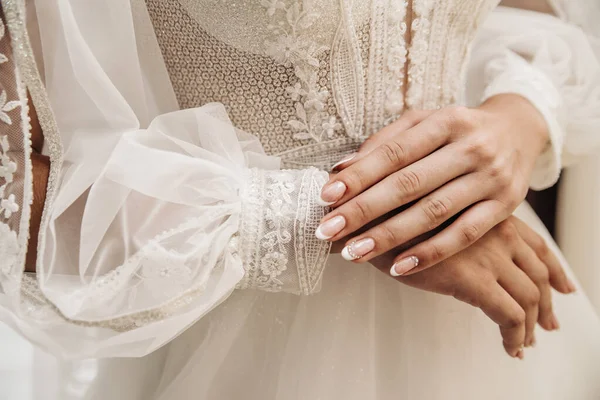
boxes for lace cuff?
[481,56,564,190]
[236,167,331,295]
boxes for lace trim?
[262,0,342,142]
[384,0,408,119]
[406,0,435,109]
[237,167,330,294]
[330,0,365,138]
[0,4,32,284]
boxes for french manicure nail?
[331,153,357,171]
[315,215,346,240]
[517,349,525,360]
[341,238,375,261]
[390,256,420,277]
[317,181,347,206]
[567,279,577,293]
[551,315,561,330]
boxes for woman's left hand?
[316,94,549,275]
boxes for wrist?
[479,93,549,157]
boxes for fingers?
[334,110,436,170]
[337,173,489,261]
[454,275,526,359]
[496,248,541,348]
[319,116,451,205]
[389,200,507,275]
[511,217,576,294]
[321,145,474,243]
[512,237,559,332]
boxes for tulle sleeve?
[466,5,600,190]
[0,0,330,358]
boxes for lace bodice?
[147,0,499,164]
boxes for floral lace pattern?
[262,0,342,142]
[237,167,330,294]
[384,0,408,118]
[0,15,22,274]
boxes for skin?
[320,94,551,275]
[331,210,574,358]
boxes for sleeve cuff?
[237,167,331,295]
[481,56,565,190]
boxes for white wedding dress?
[1,0,600,399]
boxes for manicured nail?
[566,279,577,293]
[551,315,560,330]
[390,256,419,277]
[341,238,375,261]
[516,349,525,360]
[317,181,347,206]
[331,153,357,171]
[315,215,346,240]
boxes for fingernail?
[317,181,347,206]
[390,256,420,277]
[331,153,357,171]
[315,215,346,240]
[516,349,525,360]
[341,238,375,261]
[531,337,536,348]
[567,279,577,293]
[551,315,560,331]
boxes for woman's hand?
[316,94,550,275]
[368,216,575,358]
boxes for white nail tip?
[341,246,355,261]
[331,153,357,170]
[315,226,332,241]
[316,197,336,207]
[341,243,361,261]
[390,265,401,277]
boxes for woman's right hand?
[368,216,575,359]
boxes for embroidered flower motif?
[0,18,7,65]
[0,222,18,274]
[321,116,341,139]
[260,251,288,279]
[0,193,18,219]
[0,90,21,125]
[285,82,305,101]
[261,0,286,17]
[0,133,19,220]
[262,0,340,142]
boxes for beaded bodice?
[147,0,498,165]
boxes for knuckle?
[392,170,421,195]
[339,168,367,191]
[422,197,452,227]
[525,288,541,307]
[375,225,401,248]
[506,309,526,329]
[468,138,496,164]
[532,268,550,286]
[427,241,446,264]
[445,106,478,131]
[350,199,372,223]
[378,140,407,166]
[459,223,481,245]
[496,220,518,243]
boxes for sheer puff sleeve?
[466,5,600,190]
[0,0,329,358]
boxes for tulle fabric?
[3,0,288,358]
[71,204,600,400]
